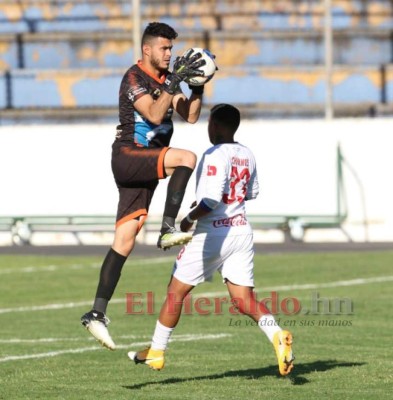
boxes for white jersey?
[194,142,259,236]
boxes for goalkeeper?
[81,22,208,350]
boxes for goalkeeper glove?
[188,50,218,95]
[163,48,206,95]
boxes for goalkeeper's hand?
[163,48,206,95]
[188,51,217,95]
[180,200,198,232]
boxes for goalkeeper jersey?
[115,61,182,148]
[194,142,259,236]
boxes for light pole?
[324,0,334,119]
[132,0,141,63]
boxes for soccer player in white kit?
[128,104,294,376]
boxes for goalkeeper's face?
[148,37,173,72]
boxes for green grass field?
[0,249,392,399]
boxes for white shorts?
[172,232,255,287]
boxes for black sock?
[161,166,193,233]
[93,248,127,313]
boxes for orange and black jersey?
[116,61,182,148]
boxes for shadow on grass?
[123,359,365,390]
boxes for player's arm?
[170,49,205,123]
[134,84,202,125]
[134,90,175,126]
[134,87,202,126]
[173,88,203,124]
[175,48,216,123]
[180,198,214,230]
[134,50,204,125]
[245,157,259,201]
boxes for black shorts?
[111,141,169,227]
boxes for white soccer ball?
[184,48,217,86]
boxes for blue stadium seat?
[4,65,383,109]
[17,1,130,20]
[20,32,205,69]
[3,30,390,70]
[1,0,391,34]
[385,65,393,103]
[157,16,218,31]
[23,36,134,68]
[35,18,126,33]
[0,20,28,34]
[9,68,122,108]
[0,35,18,69]
[207,66,381,105]
[218,0,393,30]
[210,31,392,66]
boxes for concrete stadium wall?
[0,117,392,242]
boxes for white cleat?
[157,227,192,250]
[81,310,116,350]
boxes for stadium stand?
[0,65,384,109]
[1,0,392,31]
[1,29,391,70]
[0,0,392,119]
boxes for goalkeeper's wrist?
[163,73,181,95]
[188,84,204,95]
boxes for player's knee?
[181,150,197,169]
[113,234,136,257]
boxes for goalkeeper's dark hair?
[142,22,178,45]
[210,104,241,134]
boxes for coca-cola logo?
[213,214,247,228]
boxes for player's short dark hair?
[142,22,178,45]
[210,104,241,133]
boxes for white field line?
[0,263,100,275]
[195,275,393,298]
[0,334,146,344]
[0,256,174,275]
[0,298,124,314]
[1,275,392,315]
[0,333,230,363]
